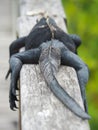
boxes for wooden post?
[17,0,90,130]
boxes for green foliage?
[62,0,98,129]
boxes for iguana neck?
[46,17,56,39]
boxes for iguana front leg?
[69,34,81,47]
[61,48,89,113]
[9,48,40,110]
[9,37,26,57]
[69,34,81,54]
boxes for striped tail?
[39,41,90,120]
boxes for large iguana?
[6,16,90,119]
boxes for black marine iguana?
[6,16,90,119]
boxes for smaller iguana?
[6,16,90,119]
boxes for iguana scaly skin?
[6,16,90,119]
[39,40,90,119]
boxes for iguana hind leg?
[39,40,90,119]
[9,48,40,110]
[61,48,89,113]
[6,37,26,79]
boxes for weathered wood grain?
[18,0,90,130]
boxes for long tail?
[39,43,90,120]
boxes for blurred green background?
[62,0,98,129]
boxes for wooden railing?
[17,0,90,129]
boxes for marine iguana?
[6,16,90,119]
